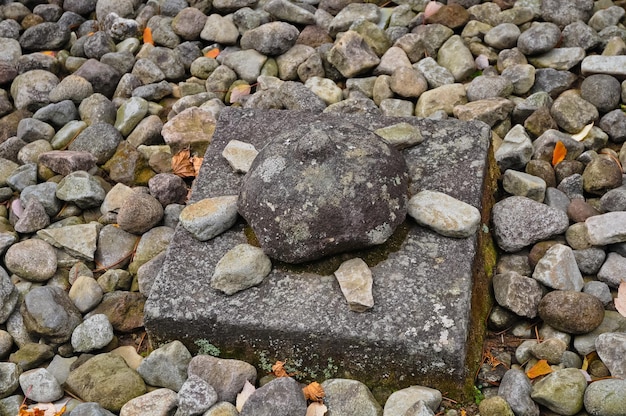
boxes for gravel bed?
[1,0,626,415]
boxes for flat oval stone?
[238,121,408,263]
[538,290,604,334]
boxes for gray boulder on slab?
[238,119,408,264]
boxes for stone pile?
[0,0,625,414]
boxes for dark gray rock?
[498,369,539,416]
[573,247,606,275]
[322,378,382,416]
[0,267,18,324]
[540,0,594,28]
[517,22,561,55]
[238,120,408,263]
[19,23,70,51]
[20,286,82,344]
[176,374,218,415]
[492,196,570,252]
[599,109,626,143]
[68,403,115,416]
[74,59,122,98]
[530,69,577,98]
[561,21,600,50]
[32,100,79,129]
[600,188,626,212]
[136,340,191,392]
[38,151,97,176]
[187,355,257,403]
[239,377,306,416]
[68,122,123,164]
[240,22,299,56]
[581,74,621,113]
[492,272,543,318]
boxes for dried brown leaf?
[303,382,325,402]
[272,361,290,378]
[190,155,203,175]
[171,149,196,178]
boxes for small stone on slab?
[211,244,272,295]
[221,140,258,174]
[334,258,374,312]
[408,190,481,238]
[374,122,424,150]
[179,195,238,241]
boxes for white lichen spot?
[441,315,454,329]
[266,201,276,212]
[366,223,392,244]
[257,156,286,183]
[439,329,450,346]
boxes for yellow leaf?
[526,359,552,379]
[171,149,196,178]
[616,281,626,318]
[302,382,325,402]
[230,84,251,104]
[571,122,594,141]
[305,402,328,416]
[236,380,255,412]
[582,351,599,372]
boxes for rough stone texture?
[239,376,306,416]
[334,258,374,312]
[321,379,382,416]
[65,353,147,412]
[584,379,626,416]
[145,109,493,393]
[538,290,604,334]
[187,355,257,403]
[238,119,409,264]
[492,196,570,252]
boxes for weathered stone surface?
[492,196,570,252]
[239,377,306,416]
[65,353,146,412]
[238,119,408,263]
[187,355,257,403]
[145,109,492,394]
[211,244,272,295]
[408,190,481,238]
[538,290,604,334]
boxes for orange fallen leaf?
[171,148,196,178]
[305,402,327,416]
[40,51,56,57]
[526,359,552,379]
[616,281,626,318]
[143,27,154,45]
[552,141,567,166]
[272,360,292,378]
[230,84,252,104]
[205,48,220,59]
[303,382,325,402]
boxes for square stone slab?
[145,108,495,399]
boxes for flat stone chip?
[145,108,493,397]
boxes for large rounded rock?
[538,290,604,334]
[4,239,57,282]
[117,191,164,234]
[238,121,408,263]
[20,286,82,344]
